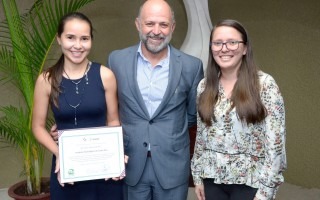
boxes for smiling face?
[136,0,175,55]
[211,26,247,72]
[57,18,92,66]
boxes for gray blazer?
[108,44,204,189]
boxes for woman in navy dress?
[32,12,124,200]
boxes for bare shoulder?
[34,72,51,96]
[100,65,116,80]
[36,72,50,85]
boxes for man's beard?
[139,31,172,54]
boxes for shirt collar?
[137,42,170,68]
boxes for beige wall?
[1,0,320,189]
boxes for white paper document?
[58,126,125,183]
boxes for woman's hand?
[124,155,129,164]
[195,184,205,200]
[106,155,129,181]
[55,155,73,186]
[55,156,64,187]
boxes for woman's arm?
[32,73,59,157]
[255,74,287,200]
[191,79,206,199]
[101,65,120,127]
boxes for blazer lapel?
[151,47,182,119]
[125,46,150,119]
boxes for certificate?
[58,126,125,183]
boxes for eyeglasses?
[210,41,245,52]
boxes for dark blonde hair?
[44,12,93,107]
[198,19,267,126]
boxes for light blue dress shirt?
[137,43,170,118]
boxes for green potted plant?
[0,0,95,198]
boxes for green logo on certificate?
[68,169,74,176]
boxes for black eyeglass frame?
[210,41,245,52]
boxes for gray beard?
[140,32,172,54]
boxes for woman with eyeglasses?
[191,19,287,200]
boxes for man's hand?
[50,124,59,142]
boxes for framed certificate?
[58,126,125,183]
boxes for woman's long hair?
[198,19,266,126]
[44,12,93,107]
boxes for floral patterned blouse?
[191,71,287,200]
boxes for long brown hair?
[198,19,266,126]
[44,12,93,107]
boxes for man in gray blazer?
[107,0,203,199]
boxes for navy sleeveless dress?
[51,62,123,200]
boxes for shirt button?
[143,142,148,147]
